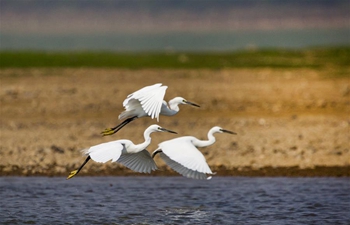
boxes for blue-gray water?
[2,29,349,51]
[0,177,349,225]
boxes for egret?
[67,124,177,179]
[101,83,199,136]
[152,126,236,180]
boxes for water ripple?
[0,177,349,224]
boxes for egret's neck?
[134,130,152,151]
[168,99,180,112]
[193,129,217,148]
[160,100,179,116]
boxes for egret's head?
[212,126,237,135]
[172,97,200,107]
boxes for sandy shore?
[0,68,349,177]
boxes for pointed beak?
[160,127,177,134]
[185,100,200,107]
[221,129,237,135]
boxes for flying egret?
[67,124,177,179]
[152,126,236,180]
[101,83,199,136]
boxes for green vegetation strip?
[0,47,349,69]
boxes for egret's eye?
[182,99,186,102]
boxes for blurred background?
[0,0,349,177]
[1,0,349,51]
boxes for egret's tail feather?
[118,110,135,120]
[66,170,78,180]
[81,148,89,155]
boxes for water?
[2,29,349,51]
[0,177,349,225]
[2,0,349,51]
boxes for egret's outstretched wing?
[85,141,124,163]
[117,150,158,173]
[159,152,211,180]
[158,137,214,178]
[123,83,168,121]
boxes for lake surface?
[2,0,349,51]
[0,177,349,225]
[2,28,350,51]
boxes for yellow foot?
[67,170,78,180]
[100,128,115,136]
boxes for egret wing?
[159,152,211,180]
[123,83,163,106]
[159,137,213,175]
[123,83,167,121]
[85,141,124,163]
[117,150,158,173]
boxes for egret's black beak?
[160,128,177,134]
[185,101,200,107]
[221,129,237,135]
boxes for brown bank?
[0,68,349,177]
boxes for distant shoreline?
[1,166,349,177]
[1,47,349,70]
[2,29,350,52]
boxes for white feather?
[86,141,125,163]
[158,137,213,175]
[159,153,209,180]
[122,83,167,121]
[117,150,158,173]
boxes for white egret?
[101,83,199,136]
[152,126,236,180]
[67,124,177,179]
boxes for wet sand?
[0,68,349,177]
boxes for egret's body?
[67,125,176,179]
[152,126,236,180]
[101,83,199,136]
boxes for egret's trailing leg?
[66,156,91,179]
[101,116,138,136]
[152,149,163,158]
